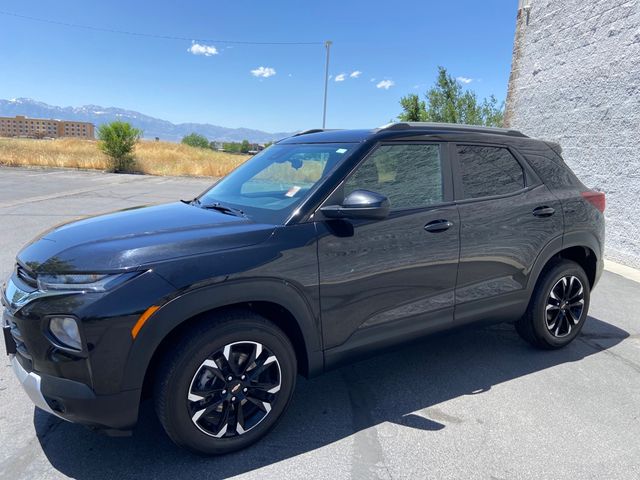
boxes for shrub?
[181,133,210,149]
[97,121,142,172]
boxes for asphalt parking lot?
[0,166,639,480]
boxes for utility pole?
[322,40,332,129]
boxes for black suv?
[2,123,605,454]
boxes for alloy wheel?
[545,275,585,338]
[187,341,281,438]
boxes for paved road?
[0,166,639,480]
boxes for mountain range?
[0,98,294,143]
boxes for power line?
[0,10,323,46]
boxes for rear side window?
[519,143,585,190]
[456,145,525,199]
[344,144,443,209]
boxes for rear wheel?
[516,260,590,349]
[154,310,297,454]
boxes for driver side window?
[344,144,443,209]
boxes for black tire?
[516,259,590,349]
[154,309,297,455]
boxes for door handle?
[424,219,453,233]
[533,206,555,218]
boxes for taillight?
[581,190,605,213]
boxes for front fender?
[120,278,323,391]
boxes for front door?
[316,142,460,357]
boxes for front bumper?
[9,353,141,431]
[1,273,157,433]
[10,353,66,420]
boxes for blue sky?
[0,1,518,132]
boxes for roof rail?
[377,122,527,138]
[292,128,327,137]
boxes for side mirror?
[320,189,390,220]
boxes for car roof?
[278,122,527,144]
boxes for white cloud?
[457,76,473,84]
[350,70,362,78]
[188,42,218,56]
[335,73,346,82]
[251,66,277,78]
[370,78,376,82]
[376,79,395,90]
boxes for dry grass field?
[0,138,251,177]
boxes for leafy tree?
[223,142,242,153]
[398,94,426,122]
[240,139,250,153]
[97,121,142,172]
[479,95,504,128]
[398,66,504,127]
[181,132,210,149]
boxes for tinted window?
[457,145,524,198]
[345,144,443,209]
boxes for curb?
[604,259,640,285]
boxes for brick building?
[505,0,640,267]
[0,115,95,139]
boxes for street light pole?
[322,40,332,129]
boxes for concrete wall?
[505,0,640,267]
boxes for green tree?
[223,142,241,153]
[181,132,210,149]
[398,66,504,127]
[97,121,142,172]
[479,95,504,128]
[398,93,426,122]
[240,139,250,153]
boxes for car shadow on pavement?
[34,315,628,479]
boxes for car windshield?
[198,143,357,223]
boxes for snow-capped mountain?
[0,98,294,143]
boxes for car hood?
[17,202,275,273]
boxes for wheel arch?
[122,279,324,394]
[528,232,601,294]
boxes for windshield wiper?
[200,202,246,217]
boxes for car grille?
[16,264,37,289]
[2,309,31,360]
[10,320,31,359]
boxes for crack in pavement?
[578,337,640,374]
[0,177,156,210]
[342,367,393,480]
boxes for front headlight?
[49,316,82,351]
[37,273,136,292]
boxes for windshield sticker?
[285,186,302,197]
[336,148,348,154]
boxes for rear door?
[452,143,563,324]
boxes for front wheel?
[516,259,591,349]
[154,310,297,454]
